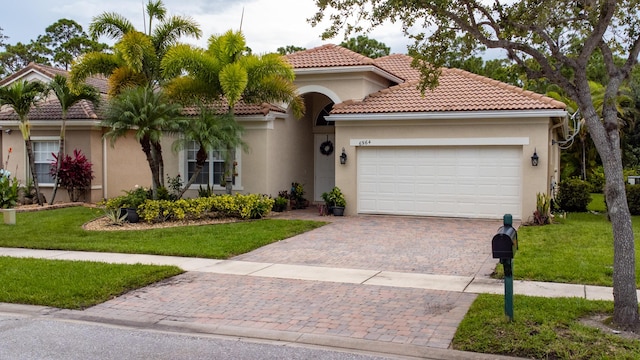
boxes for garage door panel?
[358,146,522,219]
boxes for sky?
[0,0,415,54]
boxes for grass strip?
[0,207,326,258]
[453,294,640,359]
[495,212,640,287]
[0,256,182,309]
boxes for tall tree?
[71,0,201,95]
[340,35,389,58]
[162,29,304,193]
[0,42,50,76]
[47,75,100,204]
[277,45,306,55]
[172,106,246,198]
[37,19,108,70]
[0,27,7,49]
[313,0,640,328]
[71,0,201,189]
[0,80,46,205]
[102,85,184,197]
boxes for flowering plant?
[0,148,19,208]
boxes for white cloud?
[1,0,412,54]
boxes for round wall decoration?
[320,140,334,156]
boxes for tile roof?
[182,102,286,116]
[332,64,566,114]
[284,44,377,69]
[0,63,284,121]
[0,95,106,121]
[373,54,421,81]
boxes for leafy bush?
[322,186,346,207]
[587,166,605,193]
[137,194,274,223]
[533,192,551,225]
[50,149,94,202]
[102,187,152,210]
[626,185,640,215]
[273,196,288,212]
[0,169,19,209]
[556,178,592,212]
[290,182,307,209]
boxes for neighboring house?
[0,45,567,220]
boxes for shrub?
[0,169,19,209]
[626,185,640,215]
[50,149,94,202]
[533,192,551,225]
[137,194,274,223]
[556,178,592,212]
[322,186,346,208]
[273,196,288,212]
[102,187,152,211]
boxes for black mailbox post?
[492,225,518,259]
[492,214,517,321]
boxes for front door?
[314,134,335,202]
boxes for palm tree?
[162,29,304,193]
[0,80,46,205]
[70,0,201,95]
[47,75,100,204]
[172,105,247,198]
[103,85,185,197]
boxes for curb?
[0,302,524,360]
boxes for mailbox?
[492,225,518,259]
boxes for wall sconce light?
[340,147,347,165]
[531,148,539,167]
[4,129,11,135]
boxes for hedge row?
[118,194,273,223]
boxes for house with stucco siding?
[0,44,567,220]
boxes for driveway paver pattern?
[79,211,504,351]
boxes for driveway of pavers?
[236,212,503,277]
[78,212,504,353]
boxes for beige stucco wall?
[334,117,557,221]
[295,72,393,103]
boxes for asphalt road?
[0,315,408,360]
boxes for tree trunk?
[24,138,43,206]
[140,137,160,198]
[49,124,65,205]
[178,146,207,198]
[153,141,165,188]
[582,103,639,329]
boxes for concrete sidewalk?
[0,247,622,301]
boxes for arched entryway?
[314,102,335,201]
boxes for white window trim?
[179,145,243,191]
[31,137,61,187]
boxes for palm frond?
[70,52,121,87]
[152,16,202,55]
[89,12,135,40]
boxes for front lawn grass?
[0,256,182,309]
[494,211,640,287]
[0,207,326,258]
[453,294,639,359]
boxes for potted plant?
[323,186,346,216]
[289,182,308,209]
[102,187,150,223]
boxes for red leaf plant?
[50,149,94,202]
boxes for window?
[33,140,59,184]
[186,141,237,186]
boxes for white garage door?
[357,146,522,219]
